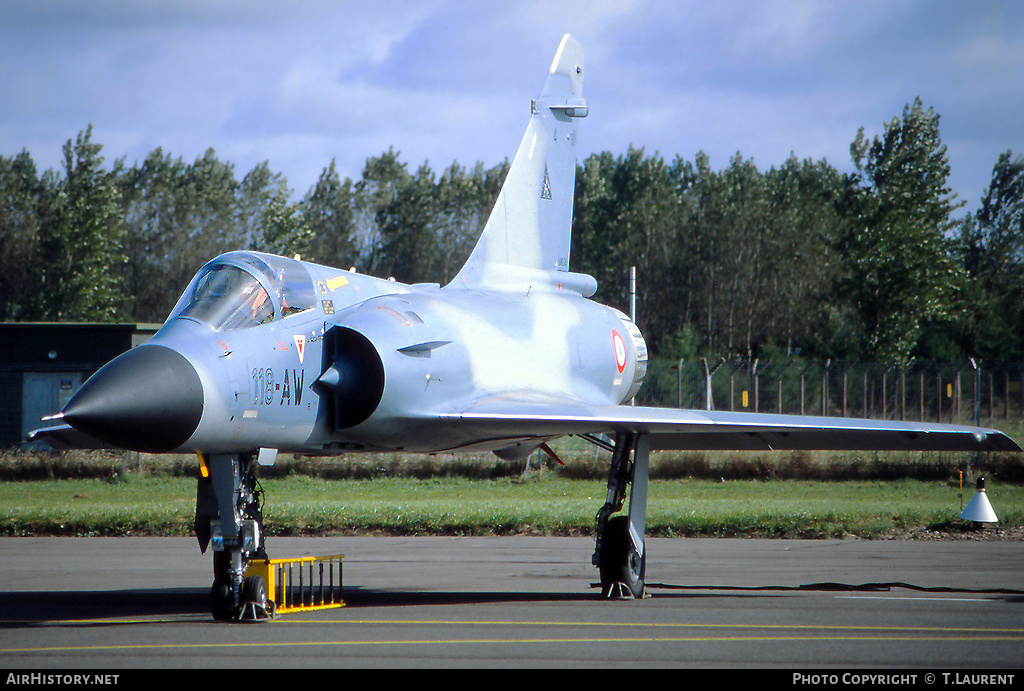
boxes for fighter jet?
[31,34,1020,618]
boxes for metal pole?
[630,266,636,407]
[678,358,684,408]
[972,358,981,474]
[971,359,980,426]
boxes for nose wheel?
[211,565,234,622]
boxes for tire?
[211,581,234,621]
[212,551,229,582]
[598,515,645,598]
[241,574,268,608]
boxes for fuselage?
[67,250,648,457]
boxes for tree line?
[1,98,1022,365]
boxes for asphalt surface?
[1,535,1023,669]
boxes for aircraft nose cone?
[62,345,204,453]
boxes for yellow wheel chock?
[244,554,345,616]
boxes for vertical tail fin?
[448,34,596,296]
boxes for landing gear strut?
[196,453,272,621]
[592,432,649,599]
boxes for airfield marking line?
[277,619,1024,635]
[5,617,1024,636]
[7,634,1024,655]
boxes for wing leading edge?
[27,424,113,451]
[442,401,1022,452]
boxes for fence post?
[989,371,994,420]
[860,368,868,415]
[678,358,684,409]
[777,361,792,414]
[1005,370,1011,420]
[881,365,889,420]
[971,358,980,426]
[799,362,814,415]
[822,359,831,416]
[953,363,963,422]
[658,359,1021,423]
[751,359,759,413]
[843,364,851,419]
[919,366,925,421]
[898,362,906,421]
[699,357,724,411]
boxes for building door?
[22,372,82,444]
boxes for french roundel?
[612,330,627,373]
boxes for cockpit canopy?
[170,252,317,331]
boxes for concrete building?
[0,323,159,448]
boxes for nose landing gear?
[196,453,272,621]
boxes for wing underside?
[28,404,1021,454]
[439,400,1021,453]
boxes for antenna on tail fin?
[448,34,596,296]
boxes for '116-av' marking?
[252,368,305,406]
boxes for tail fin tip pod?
[449,34,596,297]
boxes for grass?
[4,441,1024,484]
[2,472,1021,539]
[1,437,1022,539]
[0,475,196,537]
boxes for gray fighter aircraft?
[31,34,1020,619]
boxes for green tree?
[714,153,770,358]
[764,155,844,357]
[833,98,962,362]
[353,148,410,274]
[375,161,437,283]
[572,147,687,351]
[35,125,126,321]
[117,147,242,322]
[955,151,1024,360]
[301,159,358,269]
[239,161,307,257]
[0,150,54,320]
[259,193,312,259]
[117,148,187,321]
[572,151,621,303]
[674,150,726,356]
[433,161,495,284]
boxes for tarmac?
[1,535,1023,669]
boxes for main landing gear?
[196,453,273,621]
[591,432,650,599]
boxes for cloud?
[1,0,1022,209]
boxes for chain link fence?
[635,358,1024,426]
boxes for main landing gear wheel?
[598,515,645,599]
[592,432,649,600]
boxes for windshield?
[172,253,317,330]
[178,265,274,330]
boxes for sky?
[2,0,1022,213]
